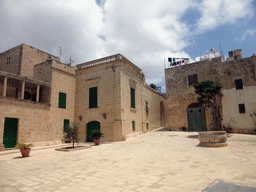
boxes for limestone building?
[0,44,166,149]
[165,51,256,133]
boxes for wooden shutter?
[132,121,135,131]
[63,119,70,132]
[58,92,66,109]
[131,88,135,108]
[89,87,97,108]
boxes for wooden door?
[187,107,206,132]
[3,118,18,148]
[87,121,100,142]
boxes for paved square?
[1,131,256,192]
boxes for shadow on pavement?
[155,127,172,132]
[187,135,199,139]
[13,156,29,159]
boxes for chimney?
[234,49,242,60]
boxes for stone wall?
[0,44,60,79]
[165,55,256,133]
[120,60,167,139]
[20,44,60,79]
[1,45,167,147]
[0,97,54,146]
[142,85,167,132]
[0,45,21,75]
[120,62,144,139]
[75,56,167,142]
[75,60,122,142]
[0,59,76,147]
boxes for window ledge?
[130,108,137,113]
[88,107,99,109]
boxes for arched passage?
[87,121,100,142]
[160,101,165,127]
[187,103,206,131]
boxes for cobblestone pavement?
[1,131,256,192]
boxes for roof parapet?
[76,53,142,72]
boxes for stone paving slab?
[1,131,256,192]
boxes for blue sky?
[1,0,255,92]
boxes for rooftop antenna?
[69,55,73,65]
[59,47,62,60]
[219,44,224,61]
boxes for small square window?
[238,104,245,113]
[6,56,11,64]
[132,121,135,131]
[188,74,198,86]
[235,79,243,90]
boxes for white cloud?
[0,0,255,92]
[98,0,195,87]
[0,0,104,63]
[196,0,254,33]
[240,29,256,42]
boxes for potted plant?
[15,143,33,157]
[224,118,236,133]
[91,130,104,145]
[193,80,227,147]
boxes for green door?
[187,107,206,132]
[3,118,18,148]
[87,121,100,142]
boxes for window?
[89,87,97,108]
[145,101,149,114]
[63,119,70,132]
[146,123,149,130]
[58,92,66,109]
[235,79,243,90]
[132,121,135,131]
[238,104,246,113]
[6,56,11,64]
[188,74,198,86]
[131,88,135,108]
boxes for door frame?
[3,117,19,148]
[86,121,101,142]
[187,103,206,132]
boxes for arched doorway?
[187,103,206,131]
[87,121,100,142]
[160,101,165,127]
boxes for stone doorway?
[86,121,100,142]
[3,117,18,148]
[187,103,206,132]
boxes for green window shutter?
[58,92,66,109]
[89,87,97,108]
[63,119,70,132]
[131,88,135,109]
[132,121,135,131]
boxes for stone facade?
[75,54,166,142]
[0,44,166,148]
[165,54,256,133]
